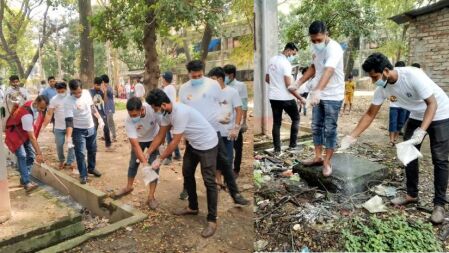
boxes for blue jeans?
[15,140,35,185]
[312,100,342,149]
[222,137,234,167]
[128,141,159,179]
[72,127,97,178]
[54,129,75,165]
[389,107,409,132]
[166,132,181,158]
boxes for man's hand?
[340,135,357,150]
[298,96,306,106]
[410,127,427,145]
[241,122,248,133]
[36,153,45,164]
[66,137,74,149]
[151,158,161,170]
[98,118,105,129]
[310,90,321,106]
[228,124,241,141]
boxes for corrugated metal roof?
[390,0,449,24]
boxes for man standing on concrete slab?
[101,74,117,142]
[224,64,248,177]
[40,76,57,100]
[144,89,219,238]
[65,79,103,184]
[265,42,304,155]
[179,60,249,206]
[4,95,48,192]
[294,21,345,177]
[340,53,449,224]
[113,97,160,210]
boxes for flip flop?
[111,187,134,199]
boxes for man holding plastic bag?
[340,53,449,224]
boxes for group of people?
[266,20,449,224]
[116,78,146,99]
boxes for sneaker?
[80,177,88,184]
[163,158,172,165]
[25,183,38,193]
[88,169,102,177]
[179,189,188,200]
[233,194,250,206]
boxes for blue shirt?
[40,87,57,100]
[104,86,115,114]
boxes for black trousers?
[233,130,243,174]
[93,113,111,147]
[216,132,240,197]
[270,99,300,151]
[404,118,449,206]
[182,143,218,222]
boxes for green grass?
[115,101,127,111]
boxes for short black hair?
[309,20,327,35]
[146,88,171,106]
[362,53,393,73]
[101,74,110,83]
[69,79,82,90]
[301,66,309,75]
[223,64,237,76]
[348,74,354,79]
[55,82,67,89]
[186,60,204,72]
[9,75,19,82]
[36,95,49,105]
[395,61,406,67]
[207,67,226,80]
[284,42,298,51]
[48,76,55,81]
[94,77,103,85]
[411,63,421,68]
[126,97,143,111]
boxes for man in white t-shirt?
[42,82,76,172]
[294,21,344,177]
[134,78,146,99]
[144,89,219,238]
[223,64,248,177]
[4,75,28,123]
[208,67,242,188]
[112,97,161,209]
[161,71,181,164]
[64,80,104,184]
[179,60,249,206]
[340,53,449,224]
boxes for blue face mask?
[375,74,388,88]
[287,55,295,63]
[131,116,140,124]
[224,76,231,85]
[191,77,204,86]
[313,42,326,52]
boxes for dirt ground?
[38,103,254,253]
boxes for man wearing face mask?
[294,21,345,177]
[265,42,303,155]
[42,82,76,173]
[178,60,249,206]
[113,97,161,209]
[4,95,48,192]
[340,53,449,224]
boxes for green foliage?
[342,215,442,252]
[115,100,126,111]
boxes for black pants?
[93,113,111,147]
[233,130,243,174]
[404,118,449,206]
[183,143,218,222]
[270,99,300,151]
[216,132,240,197]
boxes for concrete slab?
[293,153,389,194]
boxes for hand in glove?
[240,122,248,133]
[410,127,427,145]
[66,137,74,149]
[310,90,321,106]
[98,118,105,129]
[228,124,241,141]
[151,158,161,170]
[340,135,357,150]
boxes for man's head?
[347,74,354,81]
[411,63,421,68]
[309,21,328,51]
[126,97,144,120]
[55,82,67,95]
[9,75,20,88]
[283,42,298,59]
[223,64,237,84]
[69,79,83,98]
[395,61,406,67]
[101,74,110,85]
[207,67,226,86]
[362,53,394,86]
[48,76,56,88]
[34,95,49,112]
[162,71,173,86]
[94,77,103,91]
[186,60,205,84]
[146,88,172,114]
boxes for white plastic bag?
[362,195,387,213]
[143,166,159,185]
[396,140,423,166]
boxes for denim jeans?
[54,129,75,165]
[15,140,35,185]
[270,99,300,151]
[311,100,342,149]
[404,118,449,206]
[216,132,239,197]
[222,137,234,167]
[106,113,116,140]
[72,127,97,178]
[389,107,409,132]
[94,113,111,147]
[128,141,159,179]
[233,130,243,173]
[165,132,181,158]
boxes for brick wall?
[408,7,449,92]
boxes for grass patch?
[115,100,127,111]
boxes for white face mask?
[313,42,326,52]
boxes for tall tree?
[78,0,94,85]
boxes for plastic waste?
[362,195,387,213]
[254,170,263,188]
[396,139,423,166]
[143,166,159,185]
[373,184,397,197]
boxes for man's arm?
[420,95,437,131]
[129,138,147,164]
[28,131,44,163]
[296,65,316,86]
[284,75,305,101]
[159,133,183,160]
[235,106,243,125]
[145,125,170,157]
[350,104,382,137]
[42,108,54,129]
[91,105,102,120]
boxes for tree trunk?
[199,22,213,65]
[78,0,95,87]
[142,0,160,92]
[396,24,409,61]
[344,36,360,79]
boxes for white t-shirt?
[135,83,145,98]
[267,54,294,100]
[219,86,242,137]
[312,39,345,100]
[125,102,160,142]
[179,77,223,132]
[64,89,95,129]
[125,84,131,93]
[49,94,68,130]
[372,67,449,121]
[161,103,218,150]
[21,114,35,132]
[228,79,248,100]
[5,87,29,103]
[163,84,177,103]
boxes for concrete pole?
[0,114,12,223]
[253,0,278,135]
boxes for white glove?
[241,122,248,133]
[151,158,161,170]
[98,118,105,129]
[228,124,241,141]
[410,127,427,145]
[310,90,321,106]
[340,135,357,150]
[66,137,74,149]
